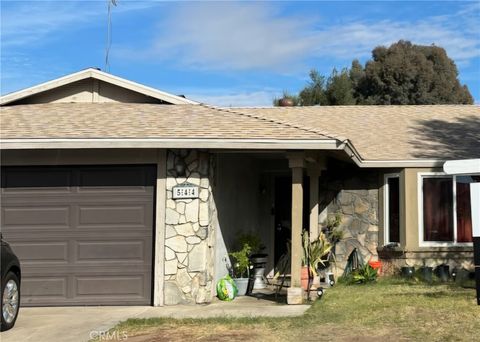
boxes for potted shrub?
[229,243,252,296]
[274,91,299,107]
[238,232,268,290]
[302,230,333,293]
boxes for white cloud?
[0,1,156,47]
[145,2,480,71]
[1,2,99,47]
[151,2,316,71]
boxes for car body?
[1,234,21,331]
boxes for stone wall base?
[378,250,474,276]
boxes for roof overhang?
[0,68,198,105]
[0,138,447,168]
[0,138,340,151]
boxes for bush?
[339,264,378,285]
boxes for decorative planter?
[250,253,268,290]
[278,98,294,107]
[419,266,433,283]
[301,266,310,290]
[435,264,450,282]
[233,278,249,296]
[377,247,405,260]
[250,254,268,264]
[401,266,415,279]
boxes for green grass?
[108,278,479,341]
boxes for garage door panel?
[21,277,68,298]
[76,275,146,296]
[1,165,155,306]
[78,205,147,226]
[19,264,152,275]
[2,206,71,227]
[76,241,147,262]
[77,186,153,194]
[77,166,155,187]
[1,168,73,190]
[10,242,69,263]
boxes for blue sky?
[1,0,479,106]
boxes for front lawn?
[107,278,479,341]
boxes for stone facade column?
[164,149,217,305]
[288,154,305,304]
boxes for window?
[419,174,473,246]
[384,174,400,244]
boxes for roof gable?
[0,68,198,106]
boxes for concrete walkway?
[1,297,309,342]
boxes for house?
[1,68,479,306]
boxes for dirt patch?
[123,326,263,342]
[122,323,408,342]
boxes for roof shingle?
[1,103,479,161]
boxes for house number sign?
[172,182,199,199]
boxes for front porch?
[211,150,380,303]
[163,148,381,305]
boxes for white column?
[153,149,167,306]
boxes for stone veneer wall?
[318,166,379,276]
[320,164,474,276]
[164,149,217,305]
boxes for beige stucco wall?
[11,79,162,104]
[214,154,283,281]
[379,167,474,272]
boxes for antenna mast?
[104,0,117,72]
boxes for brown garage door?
[0,165,156,306]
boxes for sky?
[1,0,479,106]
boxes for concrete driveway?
[1,297,309,342]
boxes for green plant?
[237,232,265,254]
[229,243,252,278]
[351,264,378,284]
[302,230,333,276]
[324,212,344,244]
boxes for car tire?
[1,271,20,332]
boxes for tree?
[325,68,355,105]
[298,70,327,105]
[358,40,473,105]
[349,59,366,103]
[274,40,473,106]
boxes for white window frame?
[384,173,400,245]
[418,172,473,247]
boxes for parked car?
[1,234,21,331]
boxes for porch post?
[308,158,326,241]
[288,153,305,304]
[308,169,320,242]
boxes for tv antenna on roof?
[104,0,117,72]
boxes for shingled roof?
[1,103,479,164]
[234,105,480,161]
[0,103,327,140]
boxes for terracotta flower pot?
[278,98,294,107]
[301,266,310,290]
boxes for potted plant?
[302,230,333,294]
[238,232,268,290]
[229,243,252,296]
[274,91,299,107]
